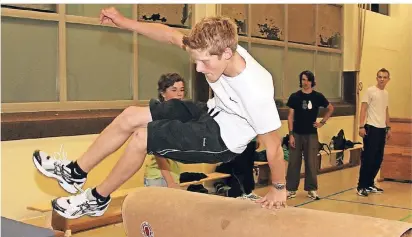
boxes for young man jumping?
[33,7,287,219]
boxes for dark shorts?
[147,99,237,164]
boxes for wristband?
[273,183,286,190]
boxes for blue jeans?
[144,177,167,187]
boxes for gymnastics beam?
[122,187,411,237]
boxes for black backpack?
[331,129,346,166]
[318,142,331,155]
[344,140,362,149]
[331,129,346,150]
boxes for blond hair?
[182,16,238,56]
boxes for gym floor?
[72,166,412,237]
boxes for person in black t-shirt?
[286,70,334,200]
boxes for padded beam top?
[122,187,411,237]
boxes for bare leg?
[96,127,148,197]
[77,106,151,172]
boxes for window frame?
[1,4,195,113]
[217,4,344,104]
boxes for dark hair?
[299,70,316,88]
[377,68,390,78]
[158,73,185,102]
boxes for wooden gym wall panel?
[1,104,355,141]
[386,120,412,147]
[288,4,316,45]
[221,4,247,35]
[318,4,342,48]
[138,4,190,27]
[381,118,412,181]
[251,4,285,41]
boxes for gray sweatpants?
[286,133,319,191]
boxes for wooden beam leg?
[51,211,69,232]
[44,211,53,229]
[64,230,72,237]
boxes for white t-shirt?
[207,45,281,153]
[361,86,389,128]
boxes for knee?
[130,128,148,153]
[117,106,149,131]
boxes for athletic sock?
[91,188,110,204]
[67,161,88,179]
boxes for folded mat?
[1,217,56,237]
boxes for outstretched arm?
[100,7,185,48]
[255,131,287,209]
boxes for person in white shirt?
[357,68,392,197]
[32,7,286,219]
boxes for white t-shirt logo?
[302,100,312,110]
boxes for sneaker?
[32,148,86,194]
[287,191,296,199]
[52,188,111,219]
[366,185,384,193]
[214,182,231,196]
[237,192,262,201]
[357,188,368,197]
[307,191,320,200]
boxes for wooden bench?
[254,161,268,166]
[253,145,363,163]
[317,144,363,173]
[253,145,363,181]
[179,172,231,187]
[27,172,230,236]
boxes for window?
[218,4,343,102]
[285,49,315,97]
[1,17,58,103]
[251,4,284,41]
[66,24,134,101]
[66,4,133,18]
[249,44,284,98]
[1,4,343,112]
[288,4,315,45]
[318,4,342,48]
[239,41,248,50]
[371,4,389,16]
[2,4,56,13]
[137,35,191,100]
[221,4,247,35]
[1,4,193,112]
[138,4,191,28]
[315,52,342,99]
[360,4,389,16]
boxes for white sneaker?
[32,146,86,194]
[237,192,261,201]
[287,191,296,199]
[307,190,320,200]
[52,188,111,219]
[366,185,384,193]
